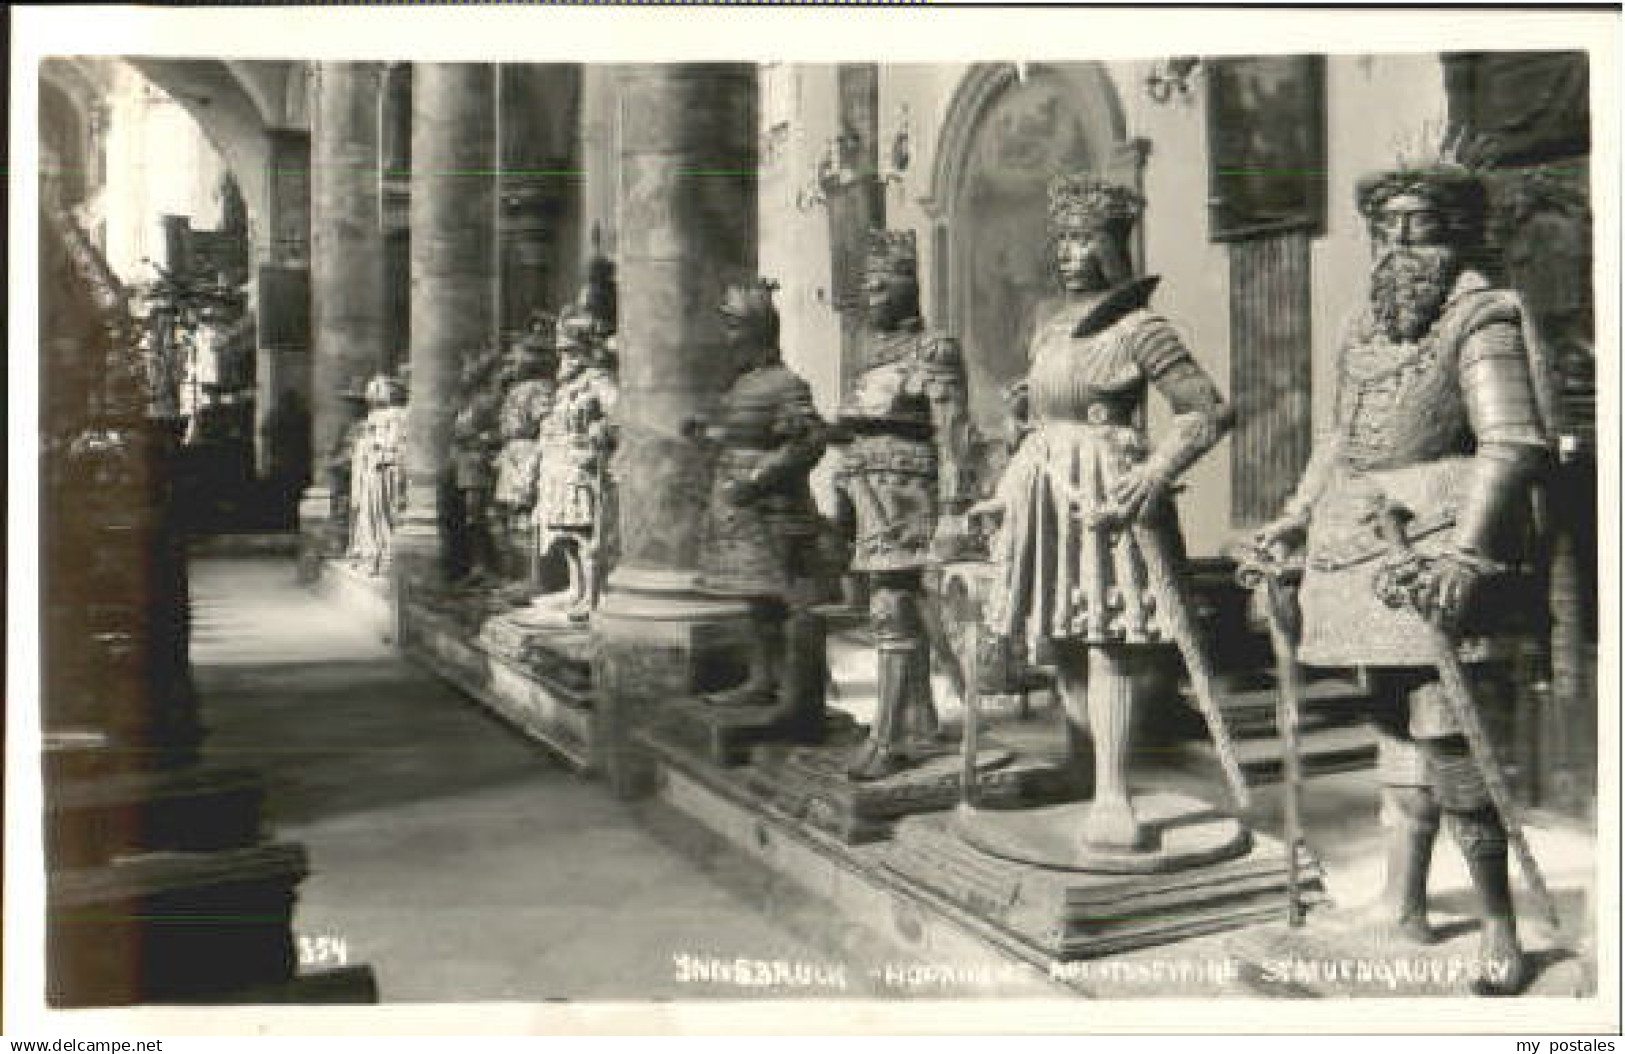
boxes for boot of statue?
[1451,806,1531,996]
[1375,784,1441,944]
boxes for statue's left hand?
[1417,551,1491,630]
[1107,465,1168,523]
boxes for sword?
[1233,538,1310,927]
[1370,502,1562,933]
[1129,520,1252,812]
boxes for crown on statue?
[865,228,919,279]
[1356,125,1490,238]
[1047,174,1144,234]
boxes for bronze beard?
[1368,246,1460,342]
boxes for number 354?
[297,935,350,967]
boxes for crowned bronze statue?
[449,343,506,586]
[828,229,970,779]
[524,303,619,623]
[690,279,830,727]
[1252,160,1557,996]
[347,372,408,576]
[971,174,1236,852]
[491,313,557,544]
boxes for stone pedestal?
[885,796,1325,961]
[400,600,597,770]
[740,731,1043,845]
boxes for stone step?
[1178,721,1379,785]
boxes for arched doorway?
[922,62,1142,445]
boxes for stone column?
[829,63,886,389]
[577,65,620,261]
[394,63,498,592]
[592,63,758,795]
[379,63,412,374]
[497,64,581,340]
[300,63,388,548]
[257,129,312,508]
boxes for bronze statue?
[691,279,829,723]
[830,229,965,779]
[491,313,556,540]
[525,305,619,622]
[972,174,1234,851]
[347,373,408,576]
[1253,162,1555,996]
[450,344,505,585]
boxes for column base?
[592,567,754,798]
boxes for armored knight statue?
[830,229,967,779]
[347,372,409,576]
[526,304,619,622]
[691,279,830,725]
[450,343,505,585]
[1253,161,1555,996]
[491,312,557,542]
[971,174,1234,851]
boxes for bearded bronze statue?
[1254,164,1556,996]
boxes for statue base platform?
[312,558,395,644]
[651,700,857,768]
[951,794,1251,874]
[885,799,1327,961]
[635,723,1346,996]
[742,724,1065,844]
[400,601,597,772]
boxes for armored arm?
[1453,317,1551,561]
[738,378,829,497]
[1136,320,1236,489]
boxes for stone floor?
[189,552,1599,1001]
[189,555,850,1001]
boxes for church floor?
[188,551,1598,1002]
[188,554,850,1001]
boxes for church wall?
[754,56,1452,555]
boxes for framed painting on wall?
[1206,55,1327,241]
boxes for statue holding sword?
[1252,154,1559,996]
[970,173,1242,853]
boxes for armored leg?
[1426,731,1530,996]
[705,598,784,709]
[1081,646,1148,850]
[1370,673,1442,943]
[849,574,939,780]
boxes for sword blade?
[1131,523,1251,811]
[1422,622,1563,933]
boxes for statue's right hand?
[1251,513,1307,555]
